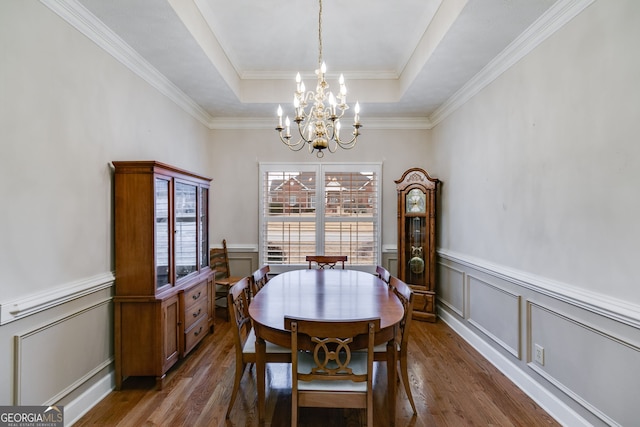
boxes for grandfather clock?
[395,167,439,322]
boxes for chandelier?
[275,0,362,158]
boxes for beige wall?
[208,128,431,250]
[432,0,640,304]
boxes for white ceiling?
[74,0,559,125]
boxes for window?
[259,163,381,271]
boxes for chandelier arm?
[296,120,313,144]
[327,138,338,153]
[277,133,308,151]
[334,126,361,149]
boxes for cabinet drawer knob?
[192,291,201,300]
[193,326,203,336]
[192,308,201,318]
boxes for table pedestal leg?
[387,340,397,426]
[256,336,266,423]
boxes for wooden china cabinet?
[395,167,440,322]
[113,161,215,390]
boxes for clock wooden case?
[395,167,440,322]
[112,161,215,389]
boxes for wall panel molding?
[13,299,113,405]
[437,262,465,317]
[467,274,521,358]
[438,249,640,328]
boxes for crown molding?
[428,0,596,127]
[241,70,400,81]
[39,0,214,127]
[209,116,433,131]
[40,0,594,134]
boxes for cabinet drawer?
[184,297,208,330]
[184,317,207,354]
[184,282,207,309]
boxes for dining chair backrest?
[226,276,291,418]
[286,316,380,427]
[210,239,232,281]
[251,265,270,297]
[211,239,244,321]
[376,265,391,284]
[387,275,417,414]
[228,277,252,349]
[305,255,348,269]
[388,276,414,351]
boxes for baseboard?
[65,370,114,426]
[437,308,590,427]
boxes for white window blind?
[259,163,381,271]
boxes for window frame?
[259,162,382,273]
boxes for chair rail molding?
[0,271,115,325]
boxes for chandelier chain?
[318,0,323,67]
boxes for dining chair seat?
[243,328,290,354]
[296,351,370,392]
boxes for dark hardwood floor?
[75,314,560,426]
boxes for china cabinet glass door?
[199,187,209,269]
[155,177,171,288]
[175,181,198,280]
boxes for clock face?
[406,189,426,213]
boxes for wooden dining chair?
[375,275,417,414]
[250,265,270,298]
[305,255,347,269]
[226,277,291,419]
[210,239,243,320]
[375,265,391,284]
[286,316,380,427]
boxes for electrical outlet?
[534,343,545,365]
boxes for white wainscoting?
[0,273,115,425]
[438,249,640,427]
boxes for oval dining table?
[248,268,405,425]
